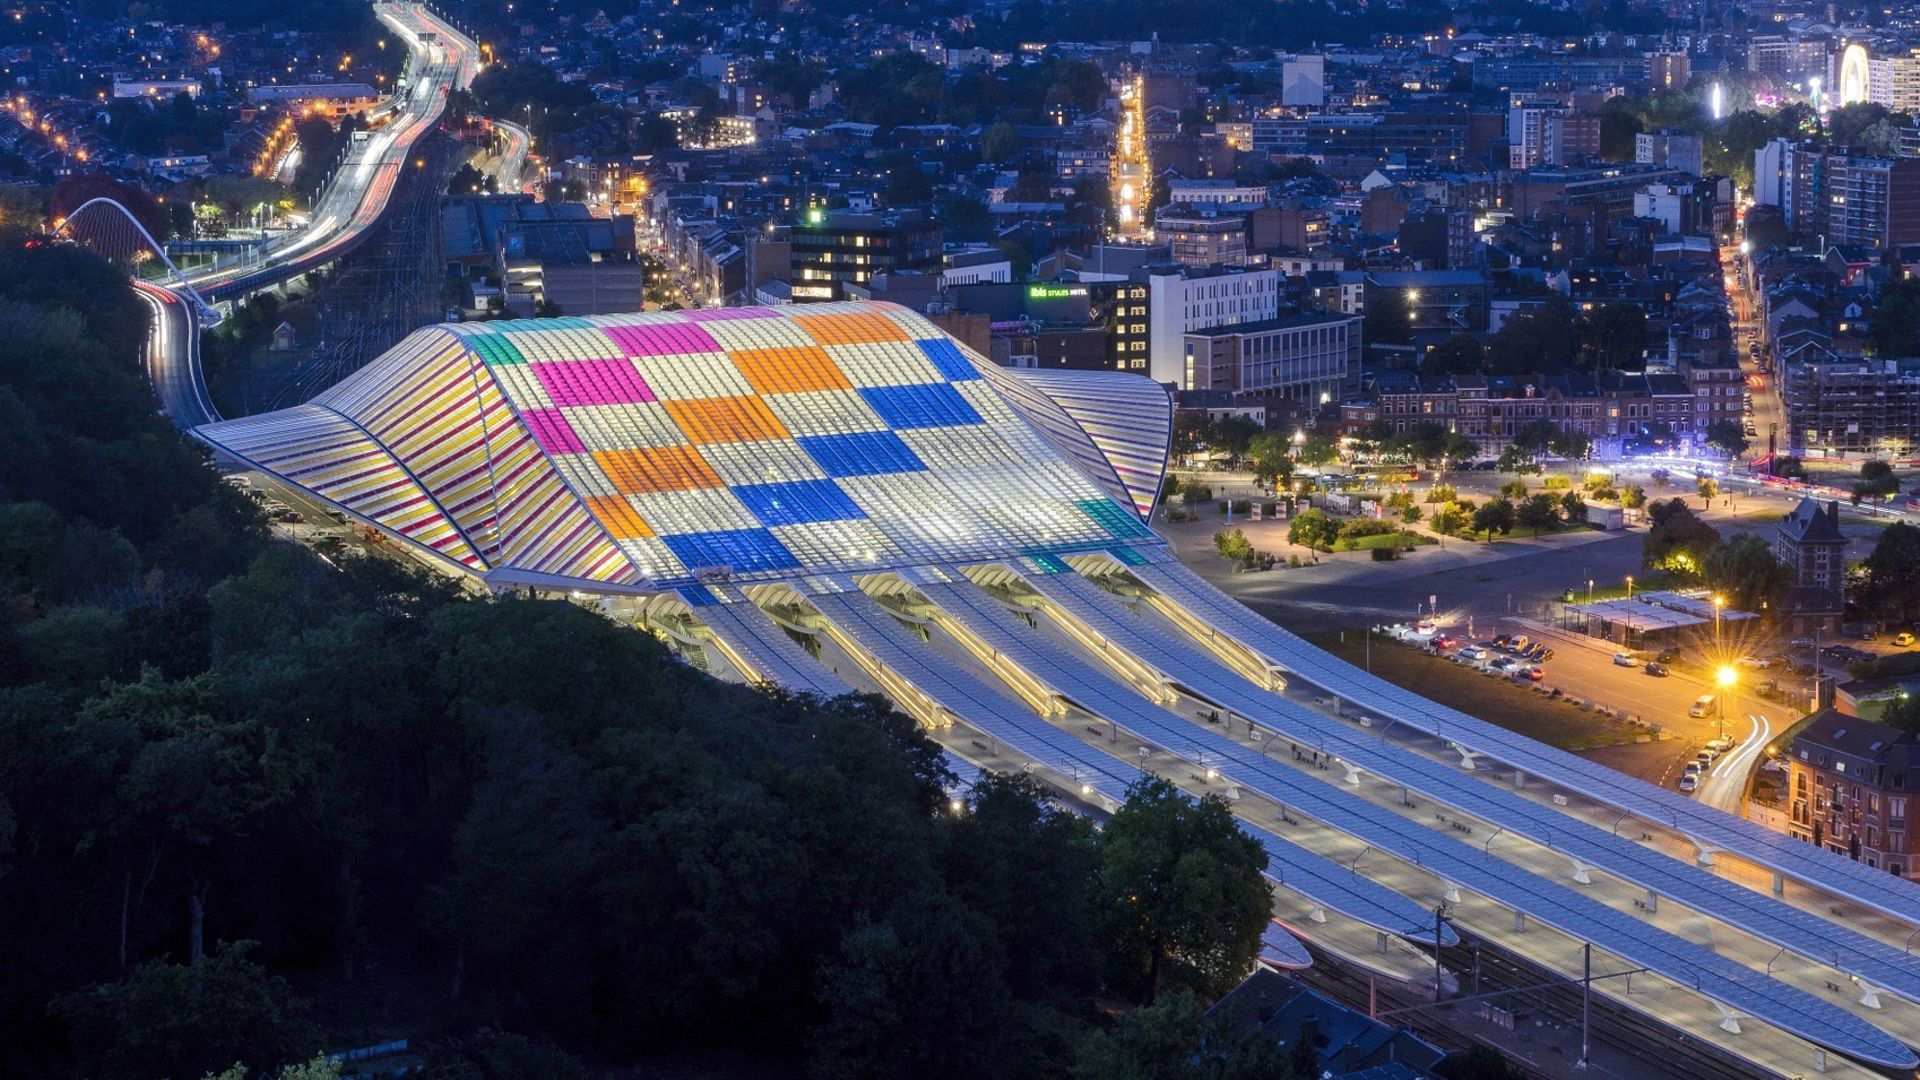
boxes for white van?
[1688,694,1715,718]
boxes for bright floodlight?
[1717,665,1737,688]
[1711,82,1724,120]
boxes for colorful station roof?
[198,303,1172,591]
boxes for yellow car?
[1895,632,1916,648]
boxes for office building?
[787,209,942,301]
[1181,312,1358,403]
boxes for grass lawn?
[1307,631,1648,751]
[1331,531,1435,552]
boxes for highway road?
[188,3,479,301]
[486,117,533,194]
[142,2,479,429]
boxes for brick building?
[1786,710,1920,879]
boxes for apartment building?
[1787,710,1920,879]
[1145,265,1282,385]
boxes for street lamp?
[1712,594,1726,649]
[1716,664,1737,739]
[1625,575,1634,601]
[1587,578,1595,605]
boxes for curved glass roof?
[197,303,1170,590]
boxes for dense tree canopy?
[1643,498,1721,576]
[1861,522,1920,625]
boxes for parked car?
[1678,773,1699,793]
[1510,636,1532,653]
[1644,662,1670,677]
[1896,632,1916,647]
[1527,666,1546,682]
[1492,634,1513,649]
[1613,652,1640,667]
[1735,656,1771,670]
[1695,749,1719,767]
[1688,694,1716,718]
[1656,646,1683,664]
[1458,646,1484,661]
[1789,637,1815,651]
[1706,735,1737,753]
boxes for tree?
[54,943,321,1080]
[1486,298,1579,374]
[1872,276,1920,359]
[1430,503,1469,537]
[879,151,934,206]
[1559,489,1586,522]
[1879,693,1920,736]
[1517,494,1561,537]
[1071,988,1296,1080]
[1620,485,1647,510]
[1362,287,1412,346]
[940,773,1101,1010]
[1643,499,1721,575]
[808,894,1014,1079]
[1424,484,1458,505]
[935,193,993,243]
[981,120,1021,164]
[1696,476,1719,504]
[1287,509,1338,554]
[204,1058,341,1080]
[1499,478,1529,501]
[1855,460,1900,506]
[1210,416,1261,462]
[1094,778,1268,1003]
[1213,528,1254,566]
[1401,504,1424,525]
[1860,522,1920,624]
[1495,444,1541,476]
[1472,498,1515,540]
[1296,434,1338,467]
[1442,432,1478,468]
[1702,534,1792,613]
[1577,302,1647,371]
[1422,334,1486,378]
[1705,420,1750,458]
[1246,431,1295,488]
